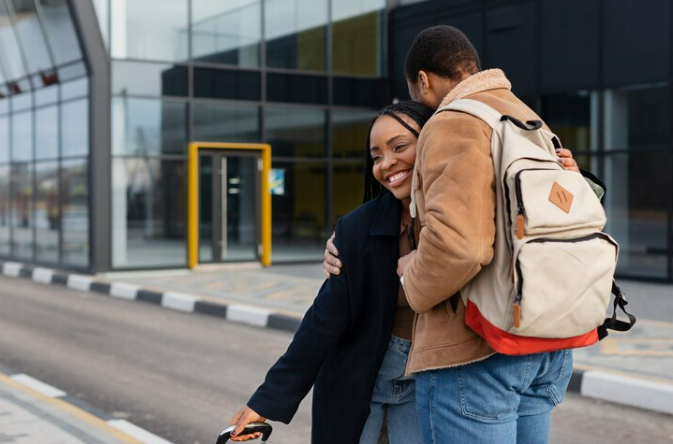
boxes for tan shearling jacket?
[404,69,546,374]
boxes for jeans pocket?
[457,358,520,422]
[545,350,573,406]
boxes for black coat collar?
[370,191,401,237]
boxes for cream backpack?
[439,99,636,355]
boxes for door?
[198,151,260,263]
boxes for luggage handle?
[216,423,273,443]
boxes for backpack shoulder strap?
[437,98,502,129]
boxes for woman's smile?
[386,169,412,188]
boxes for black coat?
[248,191,401,443]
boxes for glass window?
[264,107,326,157]
[61,99,89,157]
[11,91,32,112]
[57,61,87,82]
[266,73,328,104]
[112,97,187,156]
[193,102,260,143]
[10,163,33,259]
[112,157,186,268]
[265,0,327,72]
[12,111,33,162]
[0,1,28,81]
[111,0,188,62]
[36,106,59,160]
[0,57,6,84]
[331,0,385,76]
[9,0,53,74]
[0,116,8,163]
[113,61,188,97]
[604,86,670,151]
[331,0,385,21]
[193,68,261,101]
[92,0,109,48]
[333,77,386,108]
[603,152,669,279]
[37,0,83,66]
[0,96,8,114]
[61,77,88,101]
[191,0,261,67]
[332,109,374,158]
[271,161,326,261]
[35,162,59,263]
[35,84,59,107]
[61,159,89,267]
[541,93,595,152]
[31,69,58,89]
[332,162,364,226]
[0,165,9,255]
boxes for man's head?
[405,25,481,110]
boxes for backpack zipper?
[513,167,561,240]
[512,232,618,330]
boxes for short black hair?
[405,25,481,83]
[363,101,435,203]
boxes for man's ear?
[418,70,430,94]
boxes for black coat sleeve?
[247,221,351,424]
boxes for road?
[0,276,672,444]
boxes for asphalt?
[0,259,671,443]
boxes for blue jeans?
[360,336,422,444]
[415,350,572,444]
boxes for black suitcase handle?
[216,423,273,443]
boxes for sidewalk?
[103,265,673,417]
[2,260,672,416]
[0,365,173,444]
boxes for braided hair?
[362,101,435,203]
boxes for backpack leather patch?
[549,182,573,213]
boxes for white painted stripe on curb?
[227,304,270,328]
[11,374,67,398]
[110,282,140,300]
[2,262,23,277]
[161,292,196,312]
[581,371,673,416]
[32,268,54,284]
[67,274,92,292]
[108,420,176,444]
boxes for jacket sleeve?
[247,221,351,424]
[404,114,496,314]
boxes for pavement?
[0,364,172,444]
[0,260,672,442]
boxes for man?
[396,26,573,444]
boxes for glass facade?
[389,0,673,281]
[0,0,90,269]
[100,0,388,268]
[2,0,667,280]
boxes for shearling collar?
[439,69,511,108]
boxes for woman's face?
[369,114,420,201]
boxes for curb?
[3,261,673,417]
[0,261,302,334]
[0,362,175,444]
[567,368,673,416]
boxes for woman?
[228,101,434,444]
[228,102,580,443]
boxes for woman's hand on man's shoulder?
[323,232,342,278]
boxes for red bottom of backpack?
[465,302,598,355]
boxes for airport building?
[0,0,670,281]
